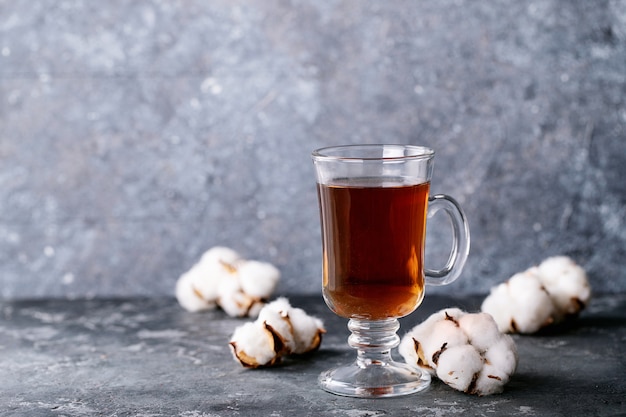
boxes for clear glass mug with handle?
[312,144,470,398]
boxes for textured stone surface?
[1,294,625,416]
[0,1,625,299]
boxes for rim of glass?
[311,144,434,162]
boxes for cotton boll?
[219,291,259,318]
[458,312,502,353]
[420,317,469,368]
[288,306,325,354]
[238,260,281,299]
[259,298,325,355]
[229,297,325,368]
[506,268,556,333]
[175,271,216,312]
[435,345,483,392]
[229,321,282,368]
[191,251,241,303]
[484,337,518,378]
[537,256,591,319]
[175,246,282,317]
[258,301,297,354]
[482,269,555,334]
[401,309,518,395]
[473,364,506,396]
[399,333,426,371]
[480,283,514,333]
[481,256,591,334]
[217,279,262,318]
[400,308,466,372]
[473,337,518,396]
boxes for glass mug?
[312,144,470,398]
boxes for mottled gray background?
[1,0,624,300]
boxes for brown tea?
[317,177,429,320]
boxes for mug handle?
[424,194,471,286]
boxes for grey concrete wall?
[1,1,624,300]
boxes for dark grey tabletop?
[1,293,624,416]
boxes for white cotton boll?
[401,308,466,371]
[219,291,255,318]
[175,271,216,312]
[507,268,556,333]
[419,317,469,368]
[473,337,518,396]
[482,269,555,334]
[191,251,241,303]
[480,282,515,333]
[258,303,297,354]
[238,260,281,299]
[484,337,518,378]
[402,313,438,346]
[399,333,423,370]
[473,363,506,396]
[405,308,466,338]
[217,279,259,318]
[435,345,484,392]
[175,246,242,313]
[458,312,502,353]
[401,309,519,395]
[230,321,280,368]
[482,256,591,335]
[229,297,325,367]
[288,306,325,354]
[537,256,591,319]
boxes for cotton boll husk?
[238,260,281,299]
[288,306,325,354]
[230,321,280,368]
[537,256,591,319]
[435,345,483,392]
[458,312,502,353]
[175,271,216,312]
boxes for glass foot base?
[319,361,431,398]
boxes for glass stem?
[348,318,400,368]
